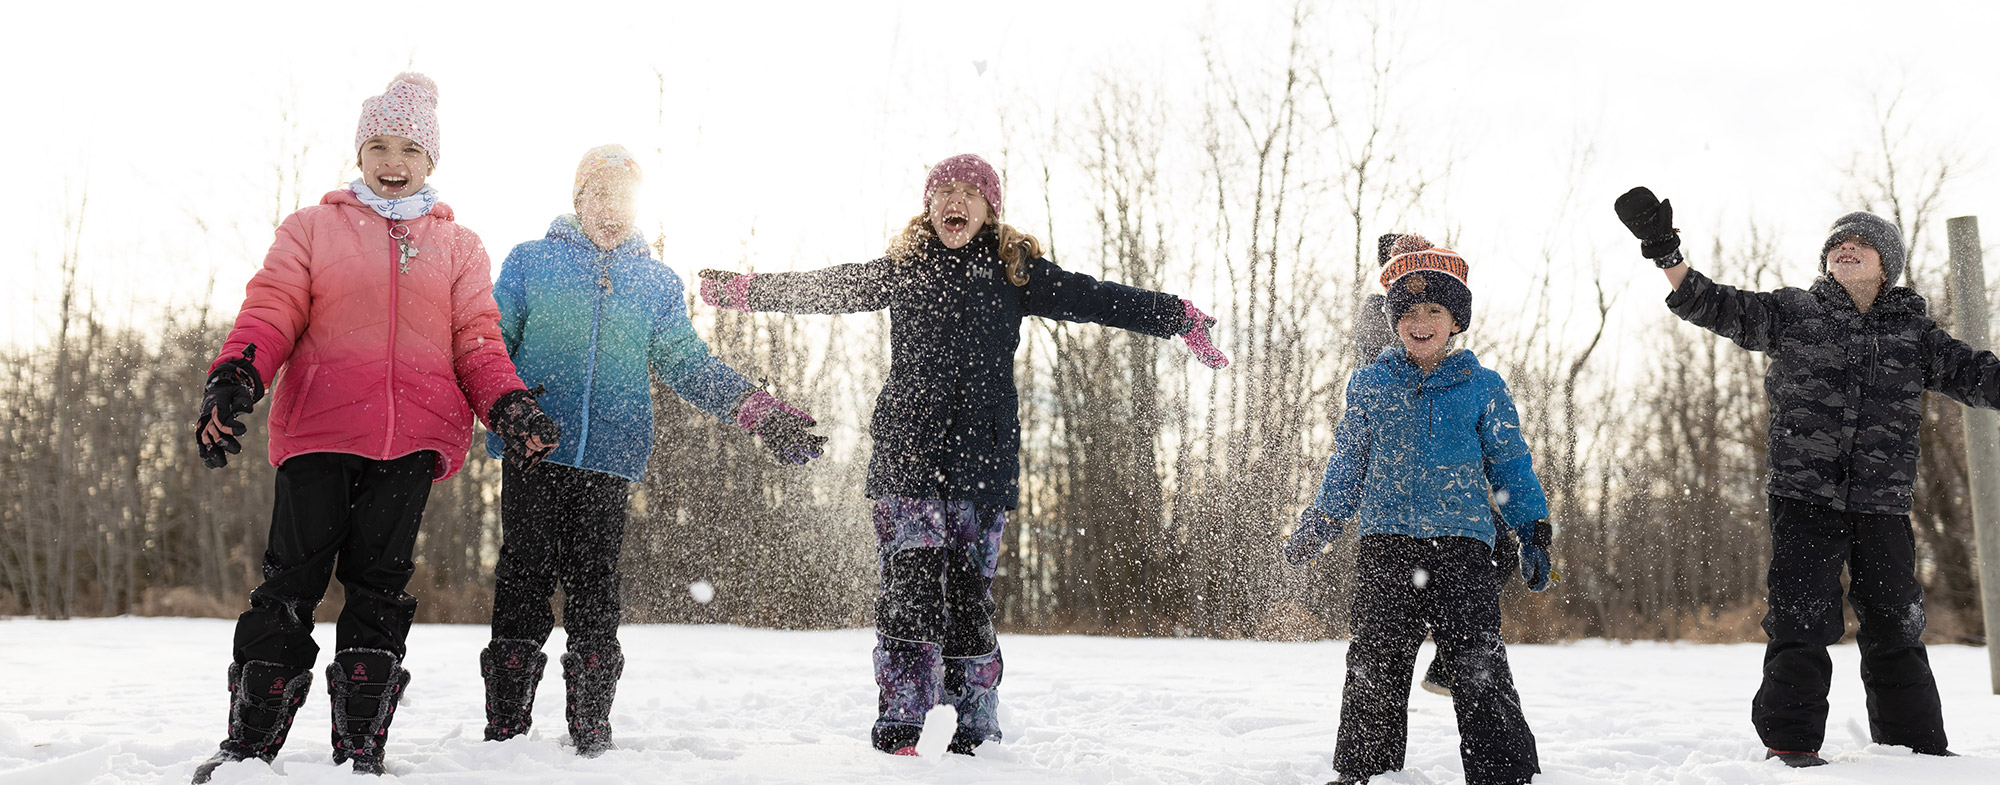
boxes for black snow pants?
[1424,523,1517,688]
[489,461,630,650]
[1336,534,1538,785]
[232,451,436,670]
[1752,495,1947,754]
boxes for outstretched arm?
[699,258,894,315]
[1663,268,1788,353]
[1923,325,2000,410]
[1021,257,1229,367]
[652,271,758,423]
[668,269,827,464]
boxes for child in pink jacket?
[190,73,559,782]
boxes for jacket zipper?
[1870,334,1879,384]
[574,252,610,459]
[383,217,403,457]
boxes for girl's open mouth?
[943,215,969,231]
[378,175,409,192]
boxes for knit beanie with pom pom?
[355,72,441,165]
[1379,234,1473,334]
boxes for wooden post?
[1946,215,2000,694]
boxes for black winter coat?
[1667,268,2000,514]
[744,233,1189,508]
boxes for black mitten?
[196,344,264,469]
[1614,187,1683,266]
[488,387,562,470]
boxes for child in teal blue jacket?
[1284,240,1553,785]
[477,146,824,756]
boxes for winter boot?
[1766,749,1829,767]
[191,661,312,784]
[1419,654,1454,697]
[480,639,546,741]
[871,634,942,755]
[326,649,411,775]
[942,649,1003,755]
[562,642,623,757]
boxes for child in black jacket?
[1618,188,2000,767]
[699,154,1227,756]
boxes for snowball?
[689,580,715,604]
[1412,568,1430,589]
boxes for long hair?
[885,214,1039,286]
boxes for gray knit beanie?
[1820,211,1905,286]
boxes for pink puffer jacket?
[210,188,526,481]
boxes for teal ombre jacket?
[484,217,754,480]
[1306,348,1549,546]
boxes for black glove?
[488,386,561,471]
[1614,187,1683,267]
[734,390,826,466]
[196,344,264,469]
[1518,520,1554,592]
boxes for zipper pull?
[390,222,416,274]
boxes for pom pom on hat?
[389,72,437,98]
[355,72,442,164]
[575,144,643,198]
[923,154,1003,218]
[1380,235,1472,335]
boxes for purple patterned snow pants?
[871,497,1006,748]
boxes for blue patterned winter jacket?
[485,217,755,480]
[1305,348,1549,545]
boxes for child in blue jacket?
[698,153,1228,757]
[478,146,824,756]
[1285,240,1553,785]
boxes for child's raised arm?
[1663,268,1795,353]
[699,259,894,315]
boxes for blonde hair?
[886,213,1040,286]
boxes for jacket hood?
[322,187,456,221]
[1808,275,1926,317]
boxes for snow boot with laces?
[326,649,410,776]
[191,660,313,784]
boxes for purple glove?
[735,390,826,466]
[1180,299,1229,369]
[699,269,755,313]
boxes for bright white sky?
[6,0,2000,350]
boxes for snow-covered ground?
[1,618,1995,784]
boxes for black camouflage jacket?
[1667,268,2000,514]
